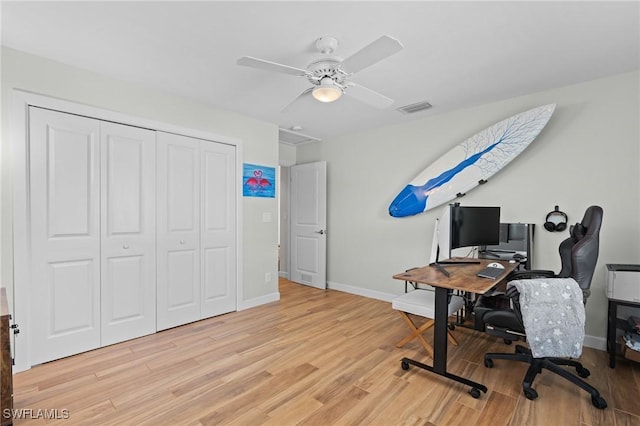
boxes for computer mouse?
[488,262,505,269]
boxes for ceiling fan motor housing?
[306,58,347,88]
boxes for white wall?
[297,71,640,341]
[279,143,296,167]
[1,47,280,309]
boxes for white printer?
[606,264,640,302]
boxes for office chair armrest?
[505,285,520,298]
[475,285,525,337]
[474,291,510,331]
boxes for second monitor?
[479,223,535,269]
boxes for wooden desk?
[393,258,517,398]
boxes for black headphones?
[544,206,568,232]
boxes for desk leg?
[400,286,488,398]
[433,286,448,373]
[607,300,616,368]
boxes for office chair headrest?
[568,205,603,294]
[567,205,601,243]
[580,205,603,237]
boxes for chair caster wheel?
[503,339,512,345]
[524,387,538,400]
[576,366,590,378]
[448,323,455,331]
[469,388,481,399]
[591,395,607,409]
[401,361,410,371]
[484,358,494,368]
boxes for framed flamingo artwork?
[242,163,276,198]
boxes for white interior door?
[290,161,327,289]
[100,122,156,345]
[200,142,237,317]
[156,132,201,330]
[29,107,101,364]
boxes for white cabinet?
[27,108,236,364]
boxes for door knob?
[315,230,326,235]
[123,244,130,249]
[180,239,186,244]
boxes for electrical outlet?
[265,272,272,283]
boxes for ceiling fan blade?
[345,83,394,109]
[281,88,314,113]
[339,35,404,74]
[237,56,310,77]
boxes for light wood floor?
[10,278,640,425]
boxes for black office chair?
[474,205,607,409]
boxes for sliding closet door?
[29,107,101,364]
[100,122,156,345]
[157,133,237,328]
[201,142,236,317]
[156,132,201,330]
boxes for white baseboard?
[327,280,397,303]
[238,292,280,310]
[278,271,289,279]
[583,334,606,351]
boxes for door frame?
[11,89,243,372]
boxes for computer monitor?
[478,222,535,269]
[488,223,529,252]
[431,204,500,262]
[449,205,501,251]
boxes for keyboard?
[476,266,505,280]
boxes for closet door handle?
[180,239,186,245]
[123,244,130,249]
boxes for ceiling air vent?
[279,128,322,146]
[396,101,433,115]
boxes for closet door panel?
[157,132,201,330]
[100,123,156,345]
[29,107,101,364]
[167,146,198,231]
[166,250,198,307]
[201,143,237,317]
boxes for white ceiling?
[2,1,638,143]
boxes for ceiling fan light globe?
[312,78,343,103]
[312,87,342,103]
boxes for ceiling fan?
[237,35,404,112]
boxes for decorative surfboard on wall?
[388,104,556,217]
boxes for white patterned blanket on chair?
[508,278,585,358]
